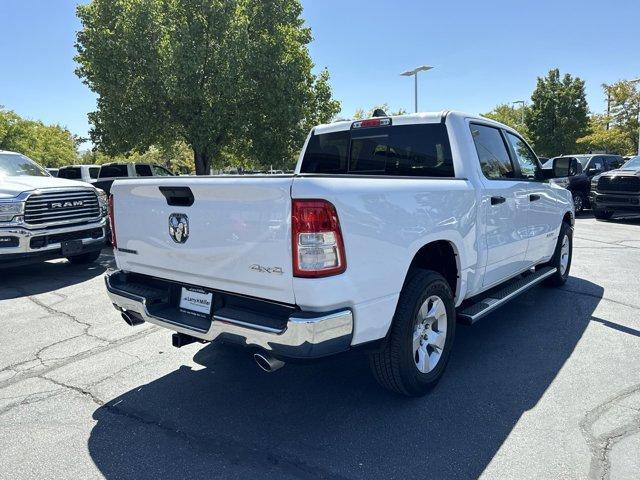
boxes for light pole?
[630,78,640,155]
[400,65,433,113]
[511,100,525,125]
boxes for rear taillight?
[292,199,346,278]
[108,194,117,248]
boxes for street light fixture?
[511,100,526,124]
[400,65,433,113]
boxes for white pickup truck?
[105,111,576,396]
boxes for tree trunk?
[194,150,210,175]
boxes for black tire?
[369,270,456,397]
[593,208,614,220]
[572,192,586,214]
[66,250,101,265]
[543,221,573,287]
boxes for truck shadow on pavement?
[88,276,603,480]
[0,248,114,300]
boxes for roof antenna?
[372,108,387,118]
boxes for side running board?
[457,266,557,324]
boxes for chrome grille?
[25,189,100,226]
[597,175,640,193]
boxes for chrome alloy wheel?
[413,295,448,374]
[559,234,570,275]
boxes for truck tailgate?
[110,176,295,304]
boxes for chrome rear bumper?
[105,270,353,359]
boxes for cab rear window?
[99,165,128,178]
[301,124,454,177]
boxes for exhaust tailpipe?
[254,352,285,373]
[121,311,144,326]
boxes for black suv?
[543,154,625,213]
[590,155,640,219]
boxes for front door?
[470,123,532,287]
[504,131,559,265]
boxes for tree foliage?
[80,142,195,174]
[482,103,530,141]
[353,103,407,120]
[576,114,634,155]
[525,69,589,156]
[75,0,341,174]
[603,80,640,153]
[0,108,77,167]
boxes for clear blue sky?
[1,0,638,147]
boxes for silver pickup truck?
[0,150,108,268]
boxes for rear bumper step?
[105,270,353,359]
[457,266,557,324]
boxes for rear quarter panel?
[291,176,477,344]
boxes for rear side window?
[135,164,153,177]
[152,165,173,176]
[99,165,128,178]
[57,167,81,179]
[470,124,515,180]
[89,167,100,179]
[301,124,454,177]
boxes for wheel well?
[406,241,459,298]
[563,211,574,226]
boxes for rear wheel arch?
[562,210,574,227]
[403,240,460,301]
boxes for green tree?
[0,108,77,167]
[525,69,589,156]
[80,141,196,174]
[75,0,341,174]
[576,114,633,155]
[482,103,530,140]
[603,80,640,153]
[353,103,407,120]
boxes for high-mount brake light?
[108,194,117,248]
[292,199,346,278]
[351,118,392,129]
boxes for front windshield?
[0,153,49,177]
[621,156,640,170]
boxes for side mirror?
[548,157,579,178]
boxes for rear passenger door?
[504,132,558,265]
[470,123,531,287]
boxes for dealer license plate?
[179,287,213,316]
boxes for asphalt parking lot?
[1,214,639,480]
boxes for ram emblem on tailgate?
[168,213,189,244]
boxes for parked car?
[46,168,59,177]
[542,154,625,213]
[104,111,575,396]
[589,155,640,219]
[0,150,108,267]
[94,162,174,195]
[57,164,101,184]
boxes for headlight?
[0,201,25,222]
[96,189,108,216]
[550,177,570,188]
[591,176,600,189]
